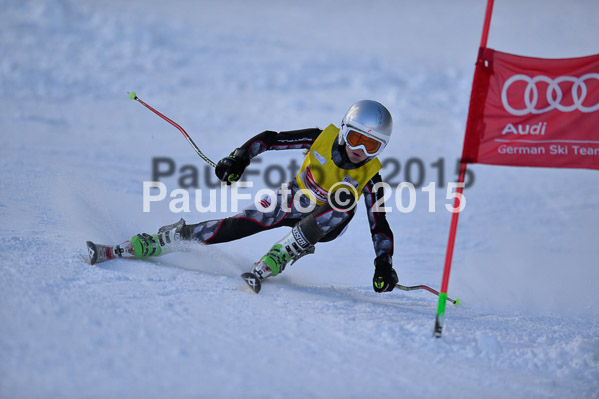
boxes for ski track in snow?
[1,0,599,398]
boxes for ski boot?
[252,230,315,280]
[130,218,190,258]
[86,218,190,265]
[241,222,318,293]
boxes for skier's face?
[345,145,368,164]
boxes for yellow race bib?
[296,124,382,205]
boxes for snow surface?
[1,0,599,398]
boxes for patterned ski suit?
[187,128,394,260]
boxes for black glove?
[372,254,398,293]
[215,148,250,184]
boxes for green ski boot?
[251,226,315,280]
[130,218,189,259]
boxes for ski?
[241,272,262,293]
[86,241,131,265]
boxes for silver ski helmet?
[339,100,392,157]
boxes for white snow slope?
[1,0,599,398]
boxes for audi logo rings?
[501,73,599,115]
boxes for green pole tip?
[454,298,461,306]
[128,91,137,100]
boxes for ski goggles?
[342,126,385,156]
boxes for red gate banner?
[462,48,599,170]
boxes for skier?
[88,100,398,293]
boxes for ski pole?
[396,284,460,305]
[128,91,216,168]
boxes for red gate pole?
[434,0,494,338]
[480,0,495,49]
